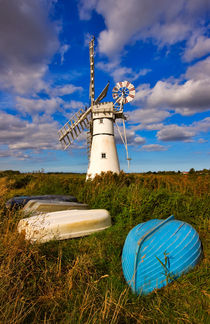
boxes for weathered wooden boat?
[23,200,88,214]
[18,209,111,243]
[122,215,202,295]
[6,195,77,209]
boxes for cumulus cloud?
[79,0,98,20]
[79,0,210,130]
[156,117,210,142]
[157,125,196,142]
[79,0,209,57]
[0,0,59,94]
[129,108,171,124]
[63,100,85,110]
[49,84,83,97]
[0,112,61,156]
[96,61,150,83]
[192,117,210,133]
[185,56,210,80]
[0,150,11,158]
[0,149,30,160]
[198,138,208,143]
[141,144,168,151]
[136,123,164,131]
[14,84,84,116]
[0,109,93,160]
[60,44,70,64]
[134,136,146,145]
[133,57,210,116]
[16,97,63,115]
[148,79,210,116]
[184,34,210,62]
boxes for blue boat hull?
[122,215,202,295]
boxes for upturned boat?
[18,209,111,243]
[122,215,202,295]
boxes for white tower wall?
[87,115,120,180]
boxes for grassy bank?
[0,172,209,323]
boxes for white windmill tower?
[58,37,135,180]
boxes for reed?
[0,172,209,323]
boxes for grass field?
[0,171,209,323]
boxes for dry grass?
[0,172,209,323]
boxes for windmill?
[58,37,135,180]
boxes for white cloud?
[79,0,209,57]
[97,61,150,83]
[185,56,210,80]
[63,100,85,110]
[198,138,208,143]
[134,136,146,144]
[16,97,63,115]
[79,0,209,129]
[0,0,59,94]
[0,65,48,95]
[129,108,171,124]
[0,109,93,160]
[148,79,210,115]
[137,123,164,131]
[0,149,30,160]
[78,0,98,20]
[184,35,210,62]
[49,84,83,97]
[156,118,210,143]
[14,89,84,116]
[141,144,168,151]
[146,20,190,46]
[192,117,210,133]
[138,69,152,77]
[60,44,70,64]
[133,57,210,116]
[0,112,61,156]
[0,150,11,158]
[112,67,138,83]
[157,125,196,142]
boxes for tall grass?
[0,172,209,323]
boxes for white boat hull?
[18,209,111,243]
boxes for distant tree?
[0,170,20,178]
[201,168,209,174]
[189,168,195,174]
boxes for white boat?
[18,209,111,243]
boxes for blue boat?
[122,215,202,295]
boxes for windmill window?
[99,119,103,124]
[101,153,106,159]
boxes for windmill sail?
[58,107,92,150]
[58,36,135,179]
[95,82,110,104]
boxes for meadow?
[0,171,209,323]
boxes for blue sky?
[0,0,209,173]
